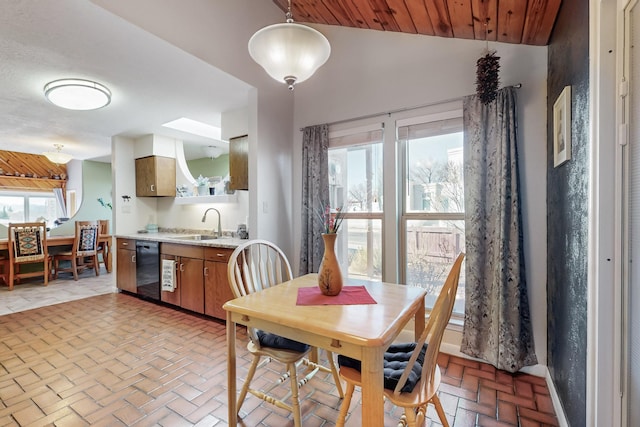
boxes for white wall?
[65,159,83,216]
[92,0,295,254]
[291,26,549,367]
[111,135,156,235]
[96,0,548,367]
[112,134,250,235]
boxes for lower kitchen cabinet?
[204,247,235,319]
[160,243,205,313]
[120,240,236,320]
[116,238,136,293]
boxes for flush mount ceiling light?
[248,0,330,90]
[44,78,111,110]
[43,144,73,164]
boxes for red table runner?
[296,286,377,306]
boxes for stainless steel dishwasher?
[135,241,160,300]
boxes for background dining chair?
[0,255,8,286]
[7,222,50,291]
[96,219,109,271]
[336,253,465,427]
[53,220,100,281]
[227,239,343,427]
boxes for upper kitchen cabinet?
[135,156,176,196]
[228,135,248,191]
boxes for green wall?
[52,160,112,236]
[186,155,229,180]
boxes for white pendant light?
[43,144,73,164]
[203,146,223,159]
[44,78,111,110]
[248,0,330,90]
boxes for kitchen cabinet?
[204,247,235,320]
[135,156,176,196]
[116,238,137,293]
[228,135,248,191]
[160,243,204,313]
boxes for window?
[0,192,63,229]
[399,115,466,317]
[328,126,383,281]
[327,104,466,319]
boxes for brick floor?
[0,293,558,426]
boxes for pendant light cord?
[484,19,489,54]
[286,0,293,23]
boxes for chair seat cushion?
[338,342,427,393]
[256,330,310,353]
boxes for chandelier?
[248,0,330,90]
[43,144,73,164]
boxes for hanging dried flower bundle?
[476,51,500,104]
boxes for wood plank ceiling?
[0,150,67,192]
[273,0,562,46]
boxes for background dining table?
[0,234,113,273]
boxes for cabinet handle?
[122,242,128,246]
[204,267,209,276]
[217,253,225,257]
[151,184,155,192]
[131,255,136,263]
[180,263,184,272]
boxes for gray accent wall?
[546,0,589,425]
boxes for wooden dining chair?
[96,219,109,271]
[53,220,100,281]
[7,222,50,291]
[336,253,465,427]
[0,256,8,286]
[227,239,343,427]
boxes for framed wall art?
[553,85,572,167]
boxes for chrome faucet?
[201,208,222,238]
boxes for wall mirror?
[183,142,229,184]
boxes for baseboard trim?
[439,342,569,425]
[439,342,548,377]
[545,367,570,427]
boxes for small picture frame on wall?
[553,85,572,167]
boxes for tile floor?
[0,273,558,426]
[0,267,117,316]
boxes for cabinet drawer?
[117,238,136,249]
[204,247,233,262]
[161,243,204,259]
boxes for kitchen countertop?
[115,232,245,249]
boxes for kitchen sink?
[169,234,219,241]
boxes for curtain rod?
[299,83,522,130]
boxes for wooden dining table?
[223,273,427,427]
[0,235,113,273]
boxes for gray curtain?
[299,124,329,275]
[460,86,537,372]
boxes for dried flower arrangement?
[476,50,500,104]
